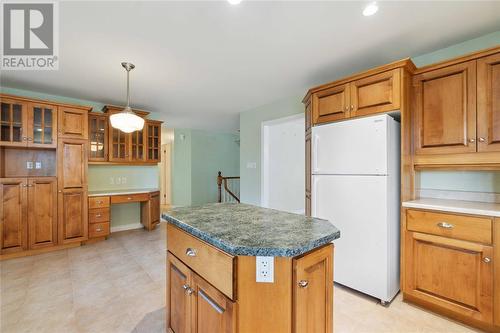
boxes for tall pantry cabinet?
[0,93,91,258]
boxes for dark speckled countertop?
[162,203,340,257]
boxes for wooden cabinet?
[413,61,477,155]
[0,178,27,253]
[350,69,401,117]
[477,52,500,153]
[58,139,87,189]
[167,253,193,333]
[27,178,57,249]
[305,131,311,217]
[27,103,57,148]
[58,106,88,139]
[130,128,146,162]
[403,209,496,330]
[88,195,110,240]
[146,120,161,162]
[312,83,350,125]
[0,97,27,147]
[293,244,333,333]
[88,112,108,161]
[109,125,130,162]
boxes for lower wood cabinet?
[403,209,498,332]
[58,188,88,244]
[1,177,57,254]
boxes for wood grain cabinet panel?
[413,61,477,155]
[146,121,161,163]
[0,178,27,253]
[88,112,108,161]
[27,103,57,148]
[293,244,333,333]
[350,69,401,117]
[0,97,28,147]
[312,84,350,125]
[58,107,88,139]
[167,253,192,333]
[477,52,500,153]
[58,189,88,244]
[108,126,130,162]
[58,139,87,189]
[192,273,235,333]
[27,178,57,249]
[404,232,493,325]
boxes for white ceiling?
[2,1,500,131]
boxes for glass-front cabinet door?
[131,129,145,162]
[0,98,28,147]
[88,113,108,161]
[146,121,161,162]
[109,125,129,162]
[28,103,57,148]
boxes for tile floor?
[0,222,482,333]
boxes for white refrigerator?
[311,114,400,304]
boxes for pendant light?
[110,62,145,133]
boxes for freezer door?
[312,114,388,175]
[312,174,400,302]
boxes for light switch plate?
[26,161,33,169]
[246,162,257,169]
[256,256,274,283]
[35,162,42,169]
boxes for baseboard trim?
[111,223,144,233]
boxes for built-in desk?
[87,188,160,241]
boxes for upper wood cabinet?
[350,69,401,117]
[27,177,57,249]
[146,120,161,163]
[293,244,333,333]
[0,98,27,147]
[88,112,108,161]
[131,128,146,162]
[477,52,500,153]
[109,125,130,162]
[0,178,27,254]
[27,103,58,148]
[312,83,350,124]
[58,106,89,140]
[413,61,477,155]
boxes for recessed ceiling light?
[363,2,378,16]
[228,0,242,5]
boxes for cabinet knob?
[58,190,62,193]
[298,280,309,288]
[182,284,194,295]
[483,257,491,263]
[468,138,475,143]
[96,214,102,218]
[344,106,349,112]
[96,228,102,232]
[479,137,486,143]
[436,222,454,229]
[350,105,354,110]
[185,248,197,257]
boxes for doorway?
[261,113,305,214]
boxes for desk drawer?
[89,208,110,223]
[406,209,492,244]
[89,222,110,238]
[89,196,110,209]
[167,224,234,299]
[111,193,149,204]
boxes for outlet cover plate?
[256,256,274,283]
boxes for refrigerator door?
[312,114,388,175]
[312,174,400,302]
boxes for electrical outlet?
[256,256,274,283]
[26,161,33,169]
[35,162,42,169]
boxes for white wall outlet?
[256,256,274,283]
[35,162,42,169]
[246,162,257,169]
[26,161,33,169]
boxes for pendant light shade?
[110,62,144,133]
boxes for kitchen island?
[162,203,340,333]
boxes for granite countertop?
[402,198,500,217]
[162,203,340,257]
[88,188,160,197]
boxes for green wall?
[172,128,240,207]
[239,31,500,204]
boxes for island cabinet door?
[293,244,333,333]
[167,253,192,333]
[191,273,235,333]
[404,231,493,325]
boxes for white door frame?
[261,113,305,208]
[160,143,172,206]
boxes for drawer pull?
[483,257,491,263]
[186,248,197,257]
[199,290,224,314]
[298,280,309,288]
[436,222,454,229]
[96,214,102,218]
[96,228,102,232]
[97,201,103,204]
[127,197,132,200]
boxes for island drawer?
[89,196,110,209]
[406,209,492,244]
[89,208,110,223]
[167,224,235,299]
[111,193,149,204]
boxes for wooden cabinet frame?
[27,177,57,249]
[0,97,28,147]
[27,103,58,148]
[0,178,28,253]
